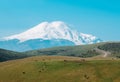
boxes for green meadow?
[0,56,120,82]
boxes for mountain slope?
[0,39,74,51]
[0,21,102,51]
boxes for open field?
[0,56,120,82]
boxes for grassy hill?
[24,43,103,57]
[0,48,28,62]
[24,42,120,58]
[25,43,108,58]
[0,42,120,62]
[0,56,120,82]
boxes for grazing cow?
[22,72,26,74]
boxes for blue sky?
[0,0,120,41]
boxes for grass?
[0,56,120,82]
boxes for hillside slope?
[98,42,120,58]
[24,42,103,57]
[0,48,28,62]
[0,56,120,82]
[25,42,120,58]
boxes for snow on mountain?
[3,21,102,45]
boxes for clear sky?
[0,0,120,41]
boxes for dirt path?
[95,48,111,57]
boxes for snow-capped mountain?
[4,21,101,44]
[0,21,102,51]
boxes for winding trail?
[95,48,111,57]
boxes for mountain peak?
[3,21,102,45]
[34,21,68,29]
